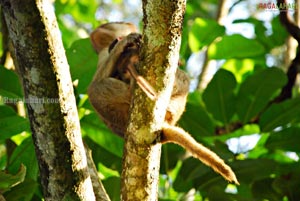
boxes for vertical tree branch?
[274,0,300,102]
[121,0,186,200]
[197,0,229,90]
[1,0,95,200]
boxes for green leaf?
[3,179,38,201]
[179,93,215,137]
[0,65,23,98]
[273,169,300,200]
[67,38,98,94]
[236,68,287,123]
[160,144,185,174]
[189,17,225,52]
[8,138,38,181]
[203,69,237,125]
[260,98,300,132]
[234,18,274,51]
[269,16,288,47]
[222,59,255,83]
[251,178,282,201]
[0,105,16,118]
[0,106,30,140]
[231,159,278,185]
[265,127,300,152]
[174,143,236,192]
[83,137,122,173]
[206,185,238,201]
[55,0,98,24]
[208,34,265,59]
[81,113,124,158]
[102,177,121,201]
[180,102,214,137]
[173,158,204,192]
[0,164,26,192]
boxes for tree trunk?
[121,0,186,200]
[1,0,95,200]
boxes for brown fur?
[88,22,239,184]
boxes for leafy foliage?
[1,0,300,200]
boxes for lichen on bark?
[121,0,186,200]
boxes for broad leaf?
[83,137,122,173]
[67,38,98,94]
[173,158,206,192]
[251,178,283,201]
[160,144,185,175]
[236,68,287,123]
[222,59,255,83]
[80,113,124,158]
[229,159,278,185]
[180,93,214,137]
[102,177,121,201]
[189,17,225,52]
[259,98,300,132]
[0,106,30,140]
[0,65,23,98]
[273,169,300,200]
[208,34,265,59]
[265,127,300,152]
[234,18,275,51]
[203,69,237,125]
[8,138,38,181]
[0,164,26,192]
[269,16,289,47]
[3,179,38,201]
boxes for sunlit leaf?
[189,17,225,52]
[67,38,98,94]
[208,34,265,59]
[222,59,255,83]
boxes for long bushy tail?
[161,123,239,185]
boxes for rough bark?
[1,0,95,200]
[121,0,186,200]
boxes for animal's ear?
[90,27,115,53]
